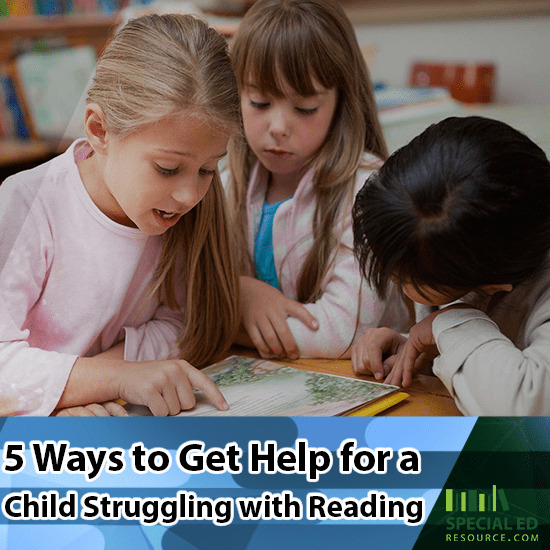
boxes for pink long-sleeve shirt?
[245,157,412,358]
[0,140,184,415]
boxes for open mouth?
[155,209,178,219]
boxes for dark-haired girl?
[351,116,550,415]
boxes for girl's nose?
[172,178,204,208]
[268,108,290,138]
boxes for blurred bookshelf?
[10,1,546,177]
[0,0,246,178]
[0,2,242,179]
[0,15,118,56]
[0,12,118,177]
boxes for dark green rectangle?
[498,488,510,511]
[468,489,477,511]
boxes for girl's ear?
[84,103,109,154]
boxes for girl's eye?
[156,165,179,176]
[296,107,318,115]
[199,168,216,177]
[250,100,269,109]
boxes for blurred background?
[348,0,550,105]
[1,0,549,179]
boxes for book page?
[126,356,399,417]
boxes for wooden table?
[230,347,462,416]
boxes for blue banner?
[6,416,539,549]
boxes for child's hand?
[53,401,128,417]
[240,276,319,359]
[384,312,441,387]
[384,303,476,387]
[351,328,408,380]
[116,359,229,416]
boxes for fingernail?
[221,401,229,411]
[290,353,298,360]
[311,320,319,329]
[374,372,382,380]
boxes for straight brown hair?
[228,0,387,303]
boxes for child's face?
[400,282,513,306]
[400,282,466,306]
[87,113,228,235]
[241,77,337,181]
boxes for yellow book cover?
[347,392,409,416]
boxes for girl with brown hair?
[227,0,411,360]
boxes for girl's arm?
[54,339,229,417]
[123,304,185,362]
[238,275,319,359]
[0,182,78,416]
[52,342,127,416]
[56,354,229,416]
[53,402,128,417]
[382,302,550,416]
[432,308,550,416]
[276,167,410,359]
[284,227,409,359]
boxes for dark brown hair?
[353,116,550,301]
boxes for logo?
[445,485,509,513]
[444,485,539,544]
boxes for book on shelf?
[72,0,102,14]
[14,45,96,139]
[0,0,122,16]
[7,0,33,16]
[0,87,14,138]
[0,62,33,140]
[375,85,461,125]
[35,0,56,15]
[126,355,408,417]
[409,61,496,104]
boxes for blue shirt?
[254,198,289,290]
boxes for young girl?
[351,116,550,416]
[226,0,411,360]
[0,14,241,416]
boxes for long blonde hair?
[87,14,241,367]
[228,0,388,303]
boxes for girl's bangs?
[238,19,336,98]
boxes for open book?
[126,355,406,417]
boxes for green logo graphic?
[443,485,539,543]
[445,485,509,513]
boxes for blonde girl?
[0,14,240,416]
[227,0,411,360]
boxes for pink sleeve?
[286,168,410,358]
[286,217,408,358]
[0,178,78,416]
[123,304,185,361]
